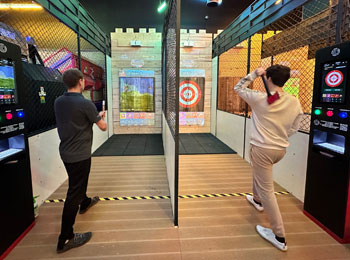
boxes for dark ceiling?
[79,0,254,35]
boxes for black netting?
[218,39,248,116]
[80,37,107,112]
[162,0,179,137]
[218,0,343,133]
[0,0,108,135]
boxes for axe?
[261,75,280,105]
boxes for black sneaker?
[56,232,92,254]
[79,196,99,214]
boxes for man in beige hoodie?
[234,65,303,251]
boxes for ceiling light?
[207,0,222,7]
[275,0,282,5]
[0,3,43,10]
[157,1,167,13]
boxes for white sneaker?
[246,195,264,212]
[256,225,288,252]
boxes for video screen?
[320,60,348,103]
[120,77,154,112]
[0,58,16,105]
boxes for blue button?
[339,112,348,119]
[17,112,24,118]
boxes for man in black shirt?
[54,68,107,253]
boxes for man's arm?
[288,112,303,137]
[96,111,107,131]
[234,70,262,106]
[85,101,107,131]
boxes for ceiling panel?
[79,0,254,34]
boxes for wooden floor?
[6,154,350,259]
[178,155,350,259]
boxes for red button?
[327,111,334,117]
[6,113,13,120]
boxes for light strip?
[157,1,167,13]
[0,3,43,10]
[275,0,282,5]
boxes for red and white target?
[325,70,344,87]
[179,81,202,108]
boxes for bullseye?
[179,80,202,108]
[183,89,193,99]
[325,70,344,87]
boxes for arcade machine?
[0,40,35,258]
[304,42,350,243]
[1,22,66,135]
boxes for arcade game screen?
[0,58,16,105]
[120,77,154,112]
[320,60,348,103]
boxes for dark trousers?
[58,158,92,243]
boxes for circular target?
[325,70,343,87]
[179,81,201,108]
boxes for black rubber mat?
[93,134,164,156]
[93,133,235,156]
[179,133,236,155]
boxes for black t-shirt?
[54,92,101,163]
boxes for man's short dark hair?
[266,65,291,87]
[62,69,84,89]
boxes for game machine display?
[0,40,35,258]
[304,42,350,243]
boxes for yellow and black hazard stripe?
[45,191,289,203]
[45,199,66,203]
[178,191,289,199]
[99,195,171,201]
[45,195,170,203]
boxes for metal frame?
[161,0,181,227]
[215,55,220,136]
[212,0,310,57]
[174,0,181,228]
[35,0,111,56]
[243,37,252,159]
[336,0,344,44]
